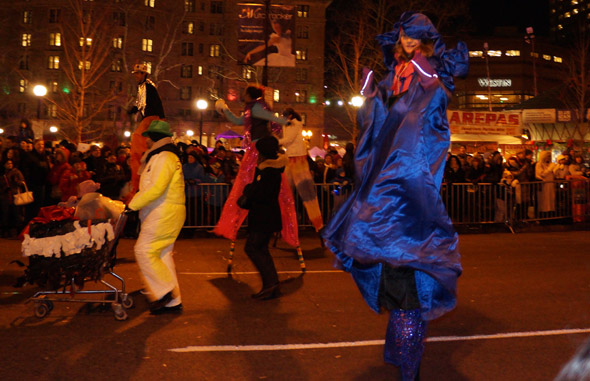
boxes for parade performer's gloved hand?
[360,67,378,98]
[127,106,139,115]
[215,99,229,114]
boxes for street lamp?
[196,99,208,145]
[186,129,194,137]
[33,84,47,119]
[49,126,58,133]
[483,42,492,111]
[123,130,131,138]
[351,96,364,108]
[524,27,537,97]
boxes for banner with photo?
[237,3,296,67]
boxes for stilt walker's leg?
[296,246,306,273]
[384,309,427,381]
[227,240,235,274]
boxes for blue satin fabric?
[323,14,466,322]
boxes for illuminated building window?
[19,79,28,93]
[113,37,123,49]
[551,8,556,13]
[79,37,92,47]
[301,113,307,125]
[197,65,203,75]
[242,66,254,80]
[78,61,91,70]
[273,89,280,102]
[558,24,563,29]
[185,0,195,12]
[145,0,155,7]
[209,44,220,57]
[143,62,152,74]
[142,38,153,52]
[183,21,194,34]
[22,33,31,47]
[543,54,551,60]
[297,5,309,17]
[554,56,563,63]
[295,89,307,103]
[571,0,578,4]
[50,81,58,93]
[111,59,122,72]
[296,49,308,61]
[469,51,483,57]
[49,33,61,47]
[48,55,60,69]
[488,50,502,57]
[505,50,520,56]
[530,52,539,58]
[47,104,57,118]
[23,10,32,24]
[565,12,571,17]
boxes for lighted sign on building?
[477,78,512,87]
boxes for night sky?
[469,0,551,36]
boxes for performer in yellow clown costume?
[128,120,185,314]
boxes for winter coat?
[535,151,556,212]
[240,154,287,233]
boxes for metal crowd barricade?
[183,179,590,230]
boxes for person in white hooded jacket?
[128,120,185,314]
[279,108,323,232]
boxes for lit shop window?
[543,54,551,61]
[469,51,483,57]
[487,50,502,57]
[554,56,563,63]
[505,50,520,57]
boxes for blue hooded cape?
[322,12,467,321]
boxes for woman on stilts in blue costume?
[322,12,468,380]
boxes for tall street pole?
[262,0,270,87]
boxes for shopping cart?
[23,211,133,321]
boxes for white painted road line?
[168,328,590,353]
[179,270,344,275]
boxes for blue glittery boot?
[384,309,427,381]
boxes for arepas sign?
[448,110,521,135]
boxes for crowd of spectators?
[442,144,590,222]
[0,119,357,234]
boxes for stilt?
[296,246,306,273]
[227,240,235,274]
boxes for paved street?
[1,228,589,380]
